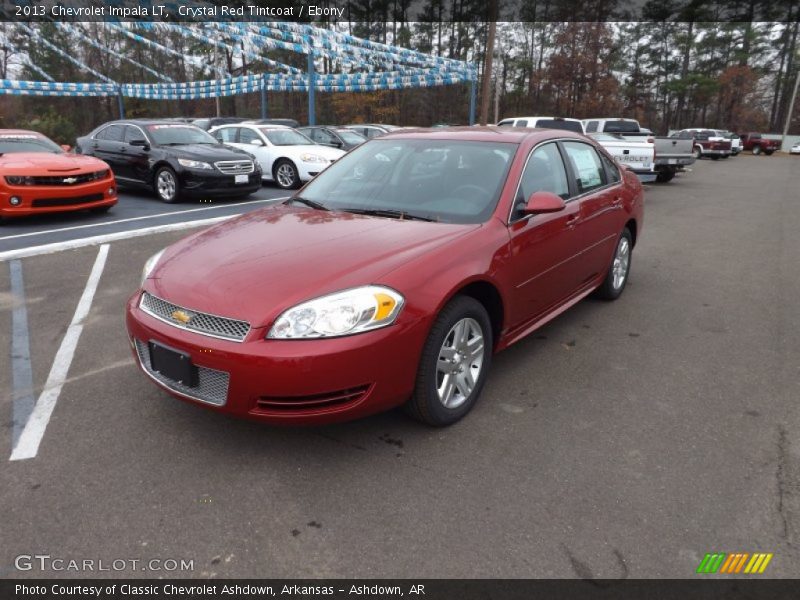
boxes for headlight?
[5,175,34,185]
[141,249,165,286]
[177,158,212,170]
[299,153,328,163]
[268,286,404,339]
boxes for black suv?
[76,120,262,203]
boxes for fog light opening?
[9,196,21,206]
[108,187,116,196]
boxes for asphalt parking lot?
[1,155,798,579]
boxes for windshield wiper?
[285,196,330,211]
[339,208,437,222]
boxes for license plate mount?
[235,174,249,184]
[149,341,198,387]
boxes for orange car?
[0,129,117,221]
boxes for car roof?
[380,126,586,143]
[502,116,583,122]
[0,128,44,135]
[101,119,202,127]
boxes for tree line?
[0,0,797,142]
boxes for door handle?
[565,214,579,227]
[612,195,623,206]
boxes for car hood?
[148,205,478,328]
[0,152,109,173]
[160,143,254,162]
[275,145,345,160]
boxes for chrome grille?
[134,339,229,406]
[214,160,254,175]
[140,292,250,342]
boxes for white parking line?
[10,244,110,461]
[0,215,232,262]
[0,196,287,241]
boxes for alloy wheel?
[436,317,485,409]
[612,236,631,290]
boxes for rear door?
[560,140,622,284]
[93,124,126,176]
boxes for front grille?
[32,193,105,207]
[31,170,109,186]
[214,160,254,175]
[134,339,229,406]
[255,385,371,413]
[140,292,251,342]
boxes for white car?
[496,116,584,133]
[210,123,345,189]
[588,132,657,183]
[790,142,800,155]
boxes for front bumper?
[178,170,262,197]
[297,160,336,182]
[125,291,428,425]
[0,178,117,217]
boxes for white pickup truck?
[586,133,656,183]
[583,118,695,182]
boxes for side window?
[598,151,621,184]
[562,141,607,194]
[585,121,598,133]
[124,126,146,144]
[215,127,238,143]
[101,125,124,142]
[497,119,514,127]
[517,143,570,211]
[94,127,109,140]
[514,120,528,127]
[239,128,259,144]
[316,129,336,145]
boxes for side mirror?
[60,144,72,153]
[522,191,566,215]
[249,139,264,147]
[130,139,150,150]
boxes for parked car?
[0,129,117,222]
[297,126,367,150]
[76,120,261,203]
[342,124,398,138]
[738,132,780,156]
[245,118,300,128]
[587,133,656,183]
[191,117,247,131]
[210,123,344,189]
[497,116,584,133]
[127,127,644,426]
[671,129,732,159]
[585,118,695,181]
[790,142,800,155]
[720,131,742,155]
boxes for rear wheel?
[764,150,774,156]
[655,169,675,183]
[406,296,492,427]
[154,167,180,203]
[693,146,702,159]
[596,228,633,301]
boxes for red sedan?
[0,129,117,220]
[126,128,644,426]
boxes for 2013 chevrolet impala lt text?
[125,128,644,426]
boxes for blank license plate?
[149,341,198,387]
[235,174,249,184]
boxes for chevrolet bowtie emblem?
[63,177,78,184]
[171,310,192,324]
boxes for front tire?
[154,167,180,203]
[596,228,633,301]
[89,205,111,214]
[752,145,762,155]
[273,159,301,190]
[406,296,493,427]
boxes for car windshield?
[297,139,517,225]
[146,124,218,145]
[262,129,314,146]
[0,134,62,154]
[336,130,366,144]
